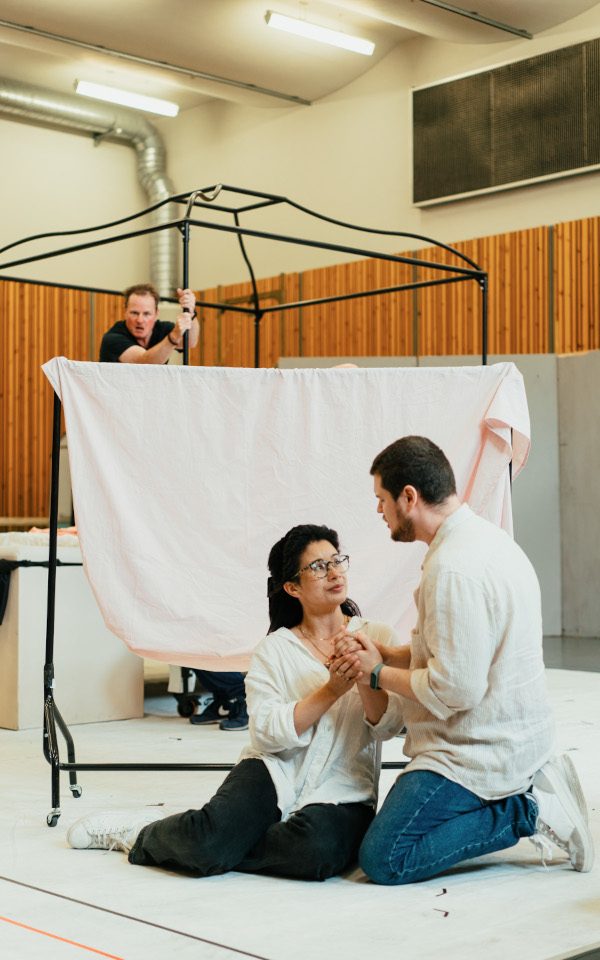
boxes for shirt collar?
[424,502,472,563]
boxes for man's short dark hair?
[123,283,160,309]
[370,436,456,504]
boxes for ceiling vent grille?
[413,40,600,205]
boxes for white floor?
[1,669,599,960]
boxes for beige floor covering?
[1,668,599,960]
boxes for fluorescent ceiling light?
[265,10,374,56]
[75,80,179,117]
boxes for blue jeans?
[194,670,246,702]
[359,769,538,885]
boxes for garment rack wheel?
[175,692,199,717]
[173,666,201,717]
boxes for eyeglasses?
[296,554,350,579]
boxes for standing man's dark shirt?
[98,284,198,364]
[100,319,177,363]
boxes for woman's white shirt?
[239,616,405,820]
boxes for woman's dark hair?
[267,523,360,633]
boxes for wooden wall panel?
[197,260,413,364]
[1,282,90,519]
[554,218,600,354]
[299,257,413,358]
[416,230,550,356]
[3,214,600,520]
[414,241,482,356]
[92,292,124,361]
[481,228,549,355]
[197,274,299,367]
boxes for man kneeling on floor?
[332,435,594,884]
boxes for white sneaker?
[67,808,162,852]
[530,754,594,872]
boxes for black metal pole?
[254,312,263,369]
[43,390,63,825]
[181,220,190,365]
[44,392,61,667]
[49,759,406,772]
[232,210,264,369]
[54,704,81,797]
[481,274,489,366]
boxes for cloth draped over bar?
[42,359,530,670]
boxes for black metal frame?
[2,184,489,826]
[0,183,489,368]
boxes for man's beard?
[390,511,415,543]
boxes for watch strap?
[370,662,384,690]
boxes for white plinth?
[0,542,143,729]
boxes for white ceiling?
[0,0,598,110]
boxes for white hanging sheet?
[42,359,530,670]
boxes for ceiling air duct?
[0,75,178,296]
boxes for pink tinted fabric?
[42,359,530,669]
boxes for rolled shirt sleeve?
[246,645,312,752]
[366,690,406,739]
[409,569,496,720]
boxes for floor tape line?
[0,875,272,960]
[0,914,125,959]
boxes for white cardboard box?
[0,541,143,729]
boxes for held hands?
[330,625,363,657]
[326,655,360,695]
[333,629,383,686]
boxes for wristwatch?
[370,663,384,690]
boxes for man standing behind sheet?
[99,283,199,363]
[335,435,593,884]
[99,280,247,729]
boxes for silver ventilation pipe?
[0,76,178,297]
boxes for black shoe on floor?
[189,700,230,725]
[219,698,249,731]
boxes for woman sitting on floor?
[67,523,405,881]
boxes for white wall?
[558,351,600,638]
[2,5,600,291]
[0,118,147,290]
[158,3,600,288]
